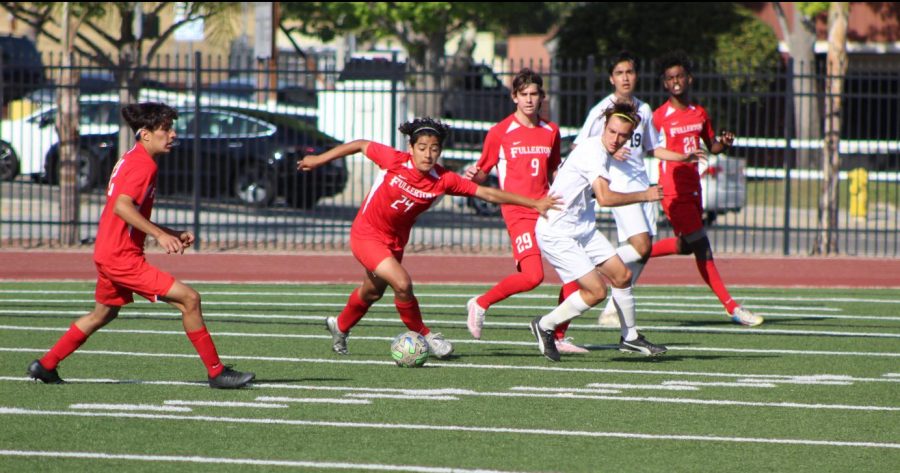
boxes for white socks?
[603,244,645,314]
[611,286,638,341]
[539,290,592,331]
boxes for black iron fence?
[0,51,897,256]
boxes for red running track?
[0,250,897,288]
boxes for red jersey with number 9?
[652,100,716,197]
[476,114,560,224]
[93,144,157,265]
[351,142,478,250]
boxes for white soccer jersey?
[540,137,612,237]
[573,95,658,192]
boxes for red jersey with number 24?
[352,142,478,250]
[477,114,560,224]
[652,100,716,197]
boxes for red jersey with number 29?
[351,142,478,250]
[477,114,560,223]
[652,100,716,197]
[94,144,158,266]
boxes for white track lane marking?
[1,409,898,449]
[0,449,530,472]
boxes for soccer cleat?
[731,306,764,327]
[597,304,621,328]
[26,359,64,384]
[466,297,487,339]
[325,316,349,355]
[424,332,454,359]
[555,337,589,354]
[618,333,667,356]
[208,366,255,389]
[529,316,561,362]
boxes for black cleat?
[529,316,561,362]
[618,333,667,356]
[208,366,255,389]
[27,359,64,384]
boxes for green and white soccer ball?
[390,331,430,367]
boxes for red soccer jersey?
[93,144,158,266]
[351,142,478,250]
[476,114,561,223]
[652,100,717,197]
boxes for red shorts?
[94,259,176,306]
[662,194,704,237]
[506,218,541,266]
[351,237,404,273]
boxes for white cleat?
[425,332,454,359]
[597,305,621,328]
[555,337,589,354]
[466,297,486,339]
[731,306,764,327]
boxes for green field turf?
[1,281,898,472]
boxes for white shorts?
[612,201,658,242]
[536,224,617,284]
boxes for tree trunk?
[57,4,81,246]
[786,10,821,169]
[817,2,849,255]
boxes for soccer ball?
[390,331,430,368]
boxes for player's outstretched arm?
[593,177,662,208]
[473,187,563,217]
[652,147,707,164]
[298,140,371,172]
[113,194,185,254]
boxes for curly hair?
[657,50,693,78]
[121,102,178,134]
[398,117,450,146]
[602,101,641,128]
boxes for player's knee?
[585,286,607,306]
[181,287,201,312]
[522,271,544,290]
[610,268,632,288]
[392,279,414,299]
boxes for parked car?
[1,96,347,208]
[0,35,46,106]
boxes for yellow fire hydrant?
[848,167,868,218]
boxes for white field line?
[1,408,898,449]
[69,403,191,413]
[3,289,899,305]
[255,397,372,405]
[512,385,696,393]
[5,376,899,411]
[0,449,528,473]
[663,380,778,388]
[0,298,843,313]
[4,348,900,385]
[736,378,853,386]
[885,373,900,377]
[3,324,899,357]
[163,400,289,409]
[344,393,460,401]
[584,383,700,391]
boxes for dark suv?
[0,35,46,106]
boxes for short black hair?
[602,100,641,128]
[658,50,693,78]
[608,50,638,75]
[121,102,178,135]
[398,117,450,146]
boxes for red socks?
[554,281,581,340]
[336,288,372,333]
[695,258,739,314]
[477,255,544,309]
[186,326,223,378]
[651,237,679,257]
[395,297,428,335]
[40,323,88,370]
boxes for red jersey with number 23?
[652,100,716,197]
[352,142,478,250]
[477,114,560,224]
[94,144,157,266]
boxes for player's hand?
[157,233,184,255]
[463,165,479,180]
[686,149,708,164]
[297,154,322,172]
[179,231,195,252]
[535,193,564,217]
[644,185,663,202]
[719,130,735,148]
[612,146,630,162]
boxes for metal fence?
[1,52,897,256]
